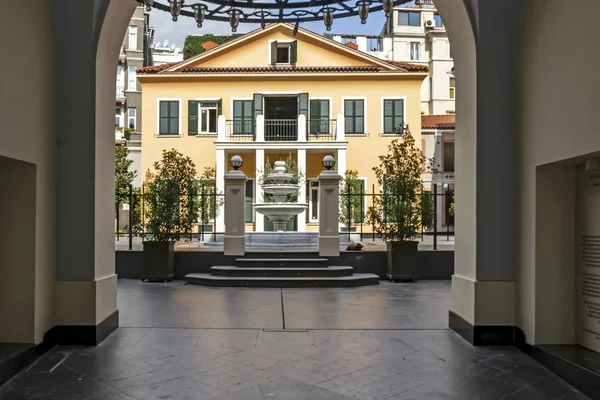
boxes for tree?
[339,170,364,229]
[143,149,200,242]
[115,144,136,205]
[449,195,455,217]
[197,166,224,228]
[367,125,434,241]
[183,34,241,59]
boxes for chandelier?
[138,0,413,32]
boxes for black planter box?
[142,241,175,282]
[386,241,419,282]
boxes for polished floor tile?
[0,280,589,400]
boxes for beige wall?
[518,0,600,344]
[0,1,56,344]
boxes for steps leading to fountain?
[184,256,380,288]
[200,232,356,249]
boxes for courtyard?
[0,280,588,399]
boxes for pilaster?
[224,168,247,256]
[318,169,342,257]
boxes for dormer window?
[270,40,298,66]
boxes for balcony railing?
[116,85,125,98]
[226,119,255,141]
[307,119,336,141]
[264,119,298,141]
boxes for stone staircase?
[184,255,379,288]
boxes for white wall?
[518,0,600,344]
[0,1,56,343]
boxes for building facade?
[137,23,426,233]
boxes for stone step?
[211,266,354,278]
[235,258,329,268]
[184,273,380,288]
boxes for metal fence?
[307,119,336,141]
[226,119,255,141]
[264,119,298,141]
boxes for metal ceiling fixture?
[140,0,413,32]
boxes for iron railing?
[307,119,336,141]
[265,119,298,141]
[226,119,255,141]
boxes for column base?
[449,310,523,346]
[319,236,340,257]
[224,235,245,256]
[43,309,119,346]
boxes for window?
[434,14,443,27]
[116,65,124,97]
[344,99,364,134]
[309,99,330,134]
[200,102,218,134]
[159,100,179,135]
[443,142,455,171]
[399,11,420,26]
[127,108,136,130]
[307,181,319,222]
[383,99,404,134]
[245,180,254,223]
[449,77,456,99]
[128,25,137,50]
[270,41,297,65]
[367,38,383,52]
[127,66,137,91]
[410,42,421,61]
[233,100,253,135]
[115,114,122,128]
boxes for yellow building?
[137,23,427,233]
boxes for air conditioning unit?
[425,19,435,28]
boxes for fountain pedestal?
[318,169,342,257]
[224,169,247,256]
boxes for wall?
[0,1,56,344]
[518,0,600,344]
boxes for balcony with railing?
[116,85,125,100]
[217,114,345,143]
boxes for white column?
[255,115,265,141]
[215,149,225,232]
[297,114,307,142]
[356,36,368,52]
[224,168,247,256]
[297,149,307,232]
[336,114,345,141]
[255,149,265,232]
[318,168,342,257]
[217,115,226,141]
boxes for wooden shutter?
[298,93,309,117]
[270,41,278,65]
[217,99,222,116]
[253,94,263,119]
[309,99,320,134]
[290,41,298,63]
[188,100,198,135]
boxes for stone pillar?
[297,149,307,232]
[215,149,225,232]
[255,115,265,141]
[255,149,265,232]
[318,166,342,257]
[224,163,247,256]
[297,114,307,142]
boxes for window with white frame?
[410,42,421,61]
[159,100,179,135]
[449,76,456,99]
[199,102,218,134]
[127,66,137,91]
[115,114,122,129]
[128,108,136,130]
[116,65,124,97]
[383,99,404,134]
[344,99,365,134]
[128,26,137,50]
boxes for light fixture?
[322,7,334,31]
[229,8,242,32]
[230,155,243,170]
[443,183,449,190]
[322,155,336,171]
[193,4,206,27]
[293,20,300,36]
[169,0,184,21]
[143,0,154,12]
[382,0,394,17]
[356,0,370,24]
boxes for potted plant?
[197,166,224,235]
[141,149,199,282]
[367,125,435,282]
[339,169,363,233]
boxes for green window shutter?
[355,100,364,134]
[217,99,222,116]
[290,41,298,63]
[321,100,330,120]
[309,99,320,134]
[188,100,198,135]
[170,101,179,135]
[270,41,278,65]
[253,93,263,118]
[298,93,309,116]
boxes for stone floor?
[0,280,589,400]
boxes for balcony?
[116,85,125,101]
[218,114,345,143]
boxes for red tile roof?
[344,42,359,50]
[202,41,219,51]
[388,61,429,72]
[168,66,385,74]
[137,62,178,74]
[422,114,455,130]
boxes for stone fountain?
[253,160,307,232]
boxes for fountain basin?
[254,202,308,232]
[261,184,300,202]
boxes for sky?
[147,7,391,48]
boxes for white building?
[149,38,184,66]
